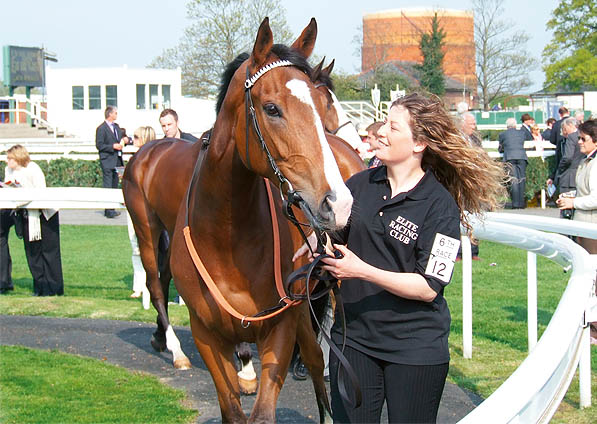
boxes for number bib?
[425,233,460,283]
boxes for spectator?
[554,118,582,219]
[556,119,597,344]
[548,106,571,185]
[499,118,528,209]
[574,111,585,125]
[96,105,123,219]
[294,93,505,423]
[0,209,14,294]
[127,126,156,299]
[520,113,534,141]
[4,145,64,296]
[542,117,556,141]
[365,121,384,168]
[460,112,482,147]
[132,126,156,148]
[159,109,199,142]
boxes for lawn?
[0,224,595,423]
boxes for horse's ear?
[311,57,325,82]
[290,18,317,58]
[322,59,335,78]
[252,17,273,68]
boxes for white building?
[46,65,216,140]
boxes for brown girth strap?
[182,178,300,325]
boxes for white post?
[462,235,473,359]
[527,252,538,351]
[541,188,546,209]
[579,325,591,408]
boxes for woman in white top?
[4,145,63,296]
[557,119,597,344]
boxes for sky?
[1,0,560,93]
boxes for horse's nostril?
[319,193,336,221]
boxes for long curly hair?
[392,93,507,234]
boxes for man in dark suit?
[555,117,583,217]
[499,118,528,209]
[520,113,534,141]
[159,109,199,142]
[547,106,571,186]
[95,106,124,218]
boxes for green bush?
[1,159,105,187]
[526,156,555,202]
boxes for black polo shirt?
[331,166,460,365]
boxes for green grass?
[0,225,596,423]
[0,345,197,424]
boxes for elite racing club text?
[388,215,419,245]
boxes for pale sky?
[1,0,559,93]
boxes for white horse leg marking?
[165,325,192,370]
[286,79,353,227]
[237,359,257,381]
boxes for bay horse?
[167,18,354,422]
[122,17,364,393]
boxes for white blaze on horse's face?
[286,79,353,228]
[328,90,364,151]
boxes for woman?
[556,119,597,344]
[128,126,155,298]
[294,93,505,423]
[4,145,63,296]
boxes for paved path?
[0,315,482,423]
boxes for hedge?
[0,156,556,205]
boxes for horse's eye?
[263,103,281,117]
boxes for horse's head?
[221,18,352,231]
[310,59,365,153]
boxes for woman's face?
[376,106,424,164]
[6,157,18,170]
[579,131,596,155]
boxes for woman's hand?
[292,232,318,262]
[320,244,367,280]
[556,196,574,210]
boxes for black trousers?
[330,344,448,423]
[23,212,64,296]
[506,159,527,208]
[101,160,120,215]
[0,209,14,290]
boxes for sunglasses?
[579,135,592,142]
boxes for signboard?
[2,45,44,87]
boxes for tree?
[472,0,536,110]
[149,0,293,98]
[415,13,446,96]
[542,0,597,91]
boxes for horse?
[167,17,356,422]
[122,18,364,394]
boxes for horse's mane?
[215,44,313,114]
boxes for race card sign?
[425,233,460,283]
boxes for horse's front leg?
[296,304,333,424]
[188,311,247,423]
[249,316,298,423]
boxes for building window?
[150,84,159,109]
[162,85,171,109]
[88,85,101,110]
[72,86,84,110]
[106,85,117,107]
[136,84,146,109]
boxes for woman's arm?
[320,244,438,302]
[574,163,597,210]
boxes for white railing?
[459,214,597,422]
[0,96,59,138]
[0,144,138,162]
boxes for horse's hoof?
[174,357,192,370]
[150,334,167,352]
[238,376,258,395]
